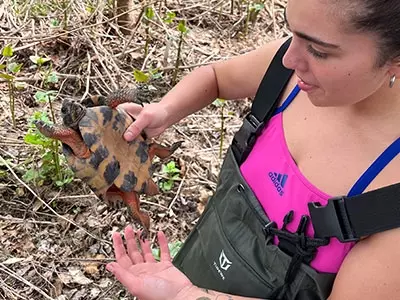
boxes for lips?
[296,75,316,92]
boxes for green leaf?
[50,19,60,27]
[14,82,26,90]
[7,62,22,74]
[161,180,173,191]
[177,20,188,34]
[145,6,154,20]
[133,69,150,83]
[250,3,265,11]
[163,11,176,24]
[45,72,59,83]
[30,55,51,66]
[0,73,14,80]
[85,5,94,13]
[0,64,6,70]
[169,241,183,258]
[2,44,14,57]
[34,90,56,103]
[212,98,225,107]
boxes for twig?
[0,278,28,300]
[80,52,92,101]
[0,263,55,300]
[168,163,190,212]
[0,155,112,245]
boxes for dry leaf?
[59,267,93,285]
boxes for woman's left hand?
[106,225,193,300]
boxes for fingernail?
[125,131,133,141]
[106,263,114,272]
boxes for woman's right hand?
[118,102,170,142]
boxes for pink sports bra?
[240,84,400,273]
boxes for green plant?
[159,161,181,192]
[0,44,22,128]
[244,1,265,36]
[133,68,162,83]
[24,111,74,187]
[163,11,176,24]
[213,98,227,159]
[171,20,188,86]
[152,240,183,261]
[143,6,155,57]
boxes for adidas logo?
[268,172,288,196]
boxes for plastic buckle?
[308,197,359,243]
[232,114,264,163]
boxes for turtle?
[34,89,182,240]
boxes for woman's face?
[282,0,395,107]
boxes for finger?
[125,225,144,264]
[117,103,143,118]
[112,232,134,269]
[158,231,172,262]
[123,115,151,142]
[106,262,142,296]
[136,230,156,263]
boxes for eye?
[307,45,328,59]
[61,107,67,114]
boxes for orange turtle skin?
[35,90,182,240]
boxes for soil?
[0,1,288,299]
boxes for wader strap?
[231,37,294,165]
[309,182,400,242]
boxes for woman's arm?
[120,38,289,141]
[328,228,400,300]
[160,37,288,129]
[176,286,264,300]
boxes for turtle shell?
[71,105,154,197]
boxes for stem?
[244,1,250,37]
[171,32,183,85]
[63,1,68,30]
[231,0,234,14]
[219,105,225,159]
[8,81,16,128]
[144,26,150,57]
[52,141,61,182]
[47,93,61,181]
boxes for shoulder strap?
[309,182,400,242]
[231,37,294,164]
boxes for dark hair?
[349,1,400,67]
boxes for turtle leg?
[110,188,150,241]
[148,141,183,160]
[34,120,91,159]
[102,184,124,209]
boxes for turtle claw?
[139,228,148,242]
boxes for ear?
[386,56,400,78]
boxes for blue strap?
[348,137,400,196]
[273,84,301,115]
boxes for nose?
[282,40,308,73]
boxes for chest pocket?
[172,148,336,300]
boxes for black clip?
[232,113,264,164]
[308,197,359,243]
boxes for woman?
[105,0,400,298]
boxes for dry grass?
[0,0,289,299]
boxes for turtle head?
[61,99,86,130]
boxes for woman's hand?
[118,102,170,142]
[106,226,193,300]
